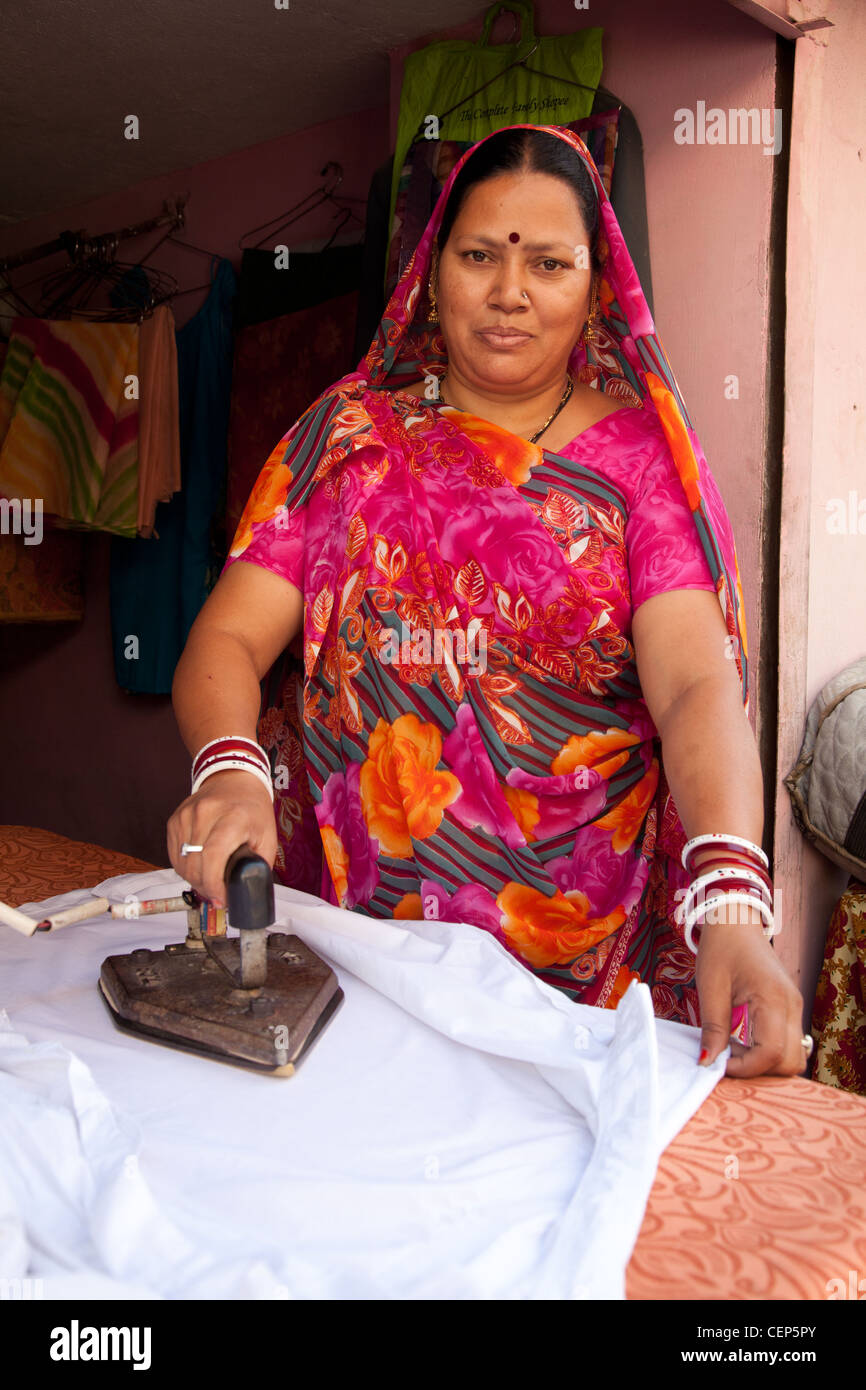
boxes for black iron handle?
[224,843,274,931]
[224,843,273,989]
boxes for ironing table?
[2,823,864,1301]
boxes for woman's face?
[435,170,593,394]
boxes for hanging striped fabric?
[0,317,140,537]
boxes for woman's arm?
[172,559,303,753]
[632,588,762,851]
[167,560,304,904]
[632,588,805,1077]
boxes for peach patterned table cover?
[0,825,156,899]
[2,823,865,1301]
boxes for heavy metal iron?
[99,844,343,1074]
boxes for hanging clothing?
[353,156,401,362]
[227,293,361,542]
[235,244,363,329]
[222,124,749,1024]
[0,338,84,622]
[0,318,139,537]
[812,880,866,1094]
[109,258,236,694]
[225,244,362,544]
[601,88,654,317]
[136,305,181,537]
[388,3,603,248]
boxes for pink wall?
[774,0,866,1009]
[0,105,389,867]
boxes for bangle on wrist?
[680,869,772,933]
[191,759,275,802]
[684,889,776,955]
[679,834,776,955]
[682,833,769,872]
[192,736,270,780]
[190,735,273,803]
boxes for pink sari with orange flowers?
[222,124,751,1023]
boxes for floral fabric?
[222,124,749,1022]
[812,879,866,1094]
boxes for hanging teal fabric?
[388,1,603,265]
[109,257,236,694]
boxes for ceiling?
[1,0,485,226]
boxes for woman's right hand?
[166,769,279,908]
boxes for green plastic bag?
[389,1,603,247]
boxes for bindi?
[508,231,520,243]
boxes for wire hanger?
[321,206,354,251]
[158,235,229,300]
[0,194,244,322]
[133,222,226,302]
[315,199,364,252]
[161,232,224,261]
[1,203,192,322]
[239,163,365,250]
[16,232,177,322]
[520,58,622,109]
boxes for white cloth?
[0,870,726,1299]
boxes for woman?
[168,124,805,1079]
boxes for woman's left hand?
[694,912,807,1077]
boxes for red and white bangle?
[683,891,776,954]
[681,867,772,920]
[682,833,769,872]
[192,736,269,778]
[194,748,269,782]
[679,834,776,953]
[686,857,773,900]
[191,737,274,802]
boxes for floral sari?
[222,124,749,1024]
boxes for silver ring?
[180,843,204,856]
[801,1033,814,1057]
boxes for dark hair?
[436,128,602,274]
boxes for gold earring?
[428,274,439,324]
[582,280,600,346]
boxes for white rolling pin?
[1,892,192,937]
[0,900,41,937]
[36,897,111,931]
[109,894,189,919]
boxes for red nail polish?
[698,1048,710,1065]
